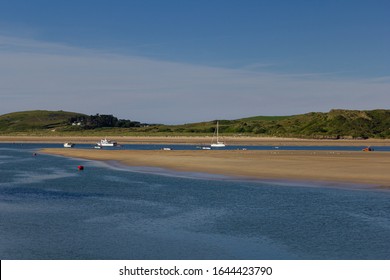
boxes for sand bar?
[2,135,390,146]
[40,148,390,188]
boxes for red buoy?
[78,165,84,171]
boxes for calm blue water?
[5,142,390,151]
[66,143,390,151]
[1,143,389,260]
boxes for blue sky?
[0,0,389,123]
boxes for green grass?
[1,109,390,139]
[0,110,85,132]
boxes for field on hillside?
[1,109,390,138]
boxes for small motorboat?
[64,143,75,148]
[97,138,117,147]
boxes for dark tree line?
[68,114,142,129]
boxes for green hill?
[1,109,390,138]
[147,109,390,139]
[0,110,85,133]
[231,109,390,138]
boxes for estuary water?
[0,143,389,260]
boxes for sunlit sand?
[40,148,390,188]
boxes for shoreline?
[2,135,390,146]
[40,148,390,189]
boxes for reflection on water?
[0,143,389,260]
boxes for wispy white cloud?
[240,62,277,71]
[0,35,389,124]
[367,76,390,83]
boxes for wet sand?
[2,135,390,146]
[40,148,390,188]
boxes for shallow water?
[0,143,389,259]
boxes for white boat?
[196,146,211,150]
[63,143,75,148]
[97,138,117,147]
[161,147,172,150]
[210,121,226,148]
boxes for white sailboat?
[210,121,226,148]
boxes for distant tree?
[68,114,142,129]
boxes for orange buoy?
[78,165,84,171]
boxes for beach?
[2,135,390,146]
[40,148,390,188]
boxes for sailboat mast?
[216,121,219,142]
[210,120,225,147]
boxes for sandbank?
[2,135,390,146]
[40,148,390,188]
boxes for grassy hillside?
[0,110,85,133]
[234,109,390,138]
[1,109,390,138]
[147,109,390,138]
